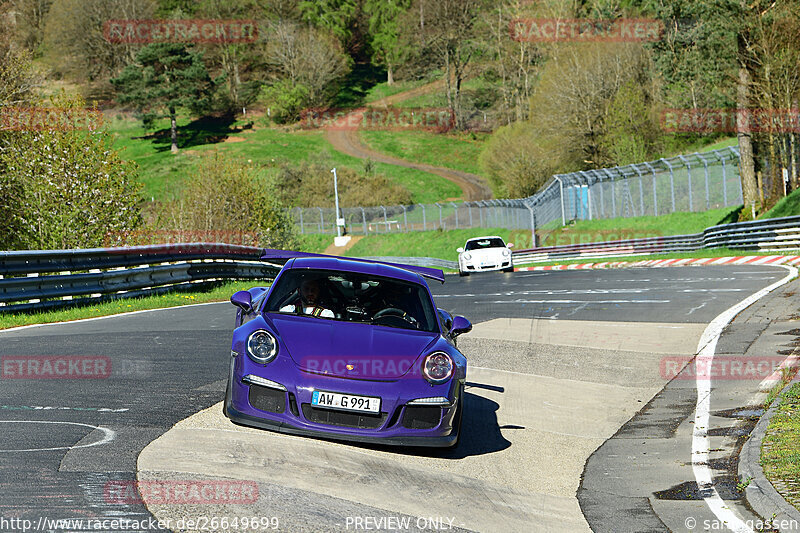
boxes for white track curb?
[515,255,800,271]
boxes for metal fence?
[512,214,800,265]
[0,243,278,312]
[293,200,533,235]
[4,214,797,313]
[293,147,743,238]
[534,147,743,229]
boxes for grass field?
[393,78,491,109]
[109,114,461,203]
[0,280,271,330]
[297,233,336,253]
[344,228,514,261]
[537,206,742,248]
[761,383,800,512]
[364,79,430,104]
[764,188,800,219]
[359,130,488,176]
[299,206,745,260]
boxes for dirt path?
[322,235,363,255]
[325,80,493,201]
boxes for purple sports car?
[223,251,472,447]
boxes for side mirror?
[507,243,514,249]
[456,247,465,253]
[437,308,453,331]
[450,315,472,337]
[230,290,253,313]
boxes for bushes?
[0,94,142,250]
[270,153,412,208]
[153,152,297,250]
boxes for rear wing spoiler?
[259,249,446,283]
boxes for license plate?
[312,390,381,414]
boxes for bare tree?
[531,43,651,167]
[42,0,155,81]
[265,20,349,106]
[484,0,545,124]
[196,0,266,110]
[5,0,52,52]
[735,0,800,213]
[408,0,488,129]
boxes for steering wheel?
[373,307,419,326]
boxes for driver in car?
[280,277,335,318]
[371,283,420,327]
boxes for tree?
[530,43,652,167]
[479,120,574,198]
[0,36,41,107]
[156,152,297,249]
[196,0,266,110]
[483,0,544,124]
[648,2,739,110]
[5,0,53,53]
[270,152,412,208]
[112,43,215,153]
[262,21,350,108]
[404,0,490,129]
[363,0,412,85]
[42,0,156,81]
[298,0,358,48]
[600,81,662,166]
[0,18,41,250]
[0,94,142,250]
[645,0,796,216]
[739,1,800,207]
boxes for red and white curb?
[515,255,800,271]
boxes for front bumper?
[224,404,458,447]
[460,259,512,272]
[224,359,462,448]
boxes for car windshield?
[264,269,438,333]
[465,238,506,251]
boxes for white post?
[331,168,342,238]
[554,176,566,226]
[783,168,789,196]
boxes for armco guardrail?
[512,215,800,264]
[0,243,278,312]
[361,256,458,270]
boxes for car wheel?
[503,266,514,273]
[223,382,231,417]
[450,384,464,449]
[459,270,469,277]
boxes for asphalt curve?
[0,266,786,532]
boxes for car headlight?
[422,352,454,384]
[463,253,472,260]
[246,330,278,364]
[502,249,510,256]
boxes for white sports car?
[457,236,514,276]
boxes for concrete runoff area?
[138,319,707,532]
[1,265,788,532]
[579,276,800,532]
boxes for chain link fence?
[293,200,533,235]
[536,147,743,229]
[292,147,743,241]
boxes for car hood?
[464,248,506,259]
[267,314,439,379]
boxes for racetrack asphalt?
[0,265,788,532]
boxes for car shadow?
[357,391,512,459]
[429,391,512,459]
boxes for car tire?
[449,384,464,449]
[503,266,514,273]
[459,270,469,277]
